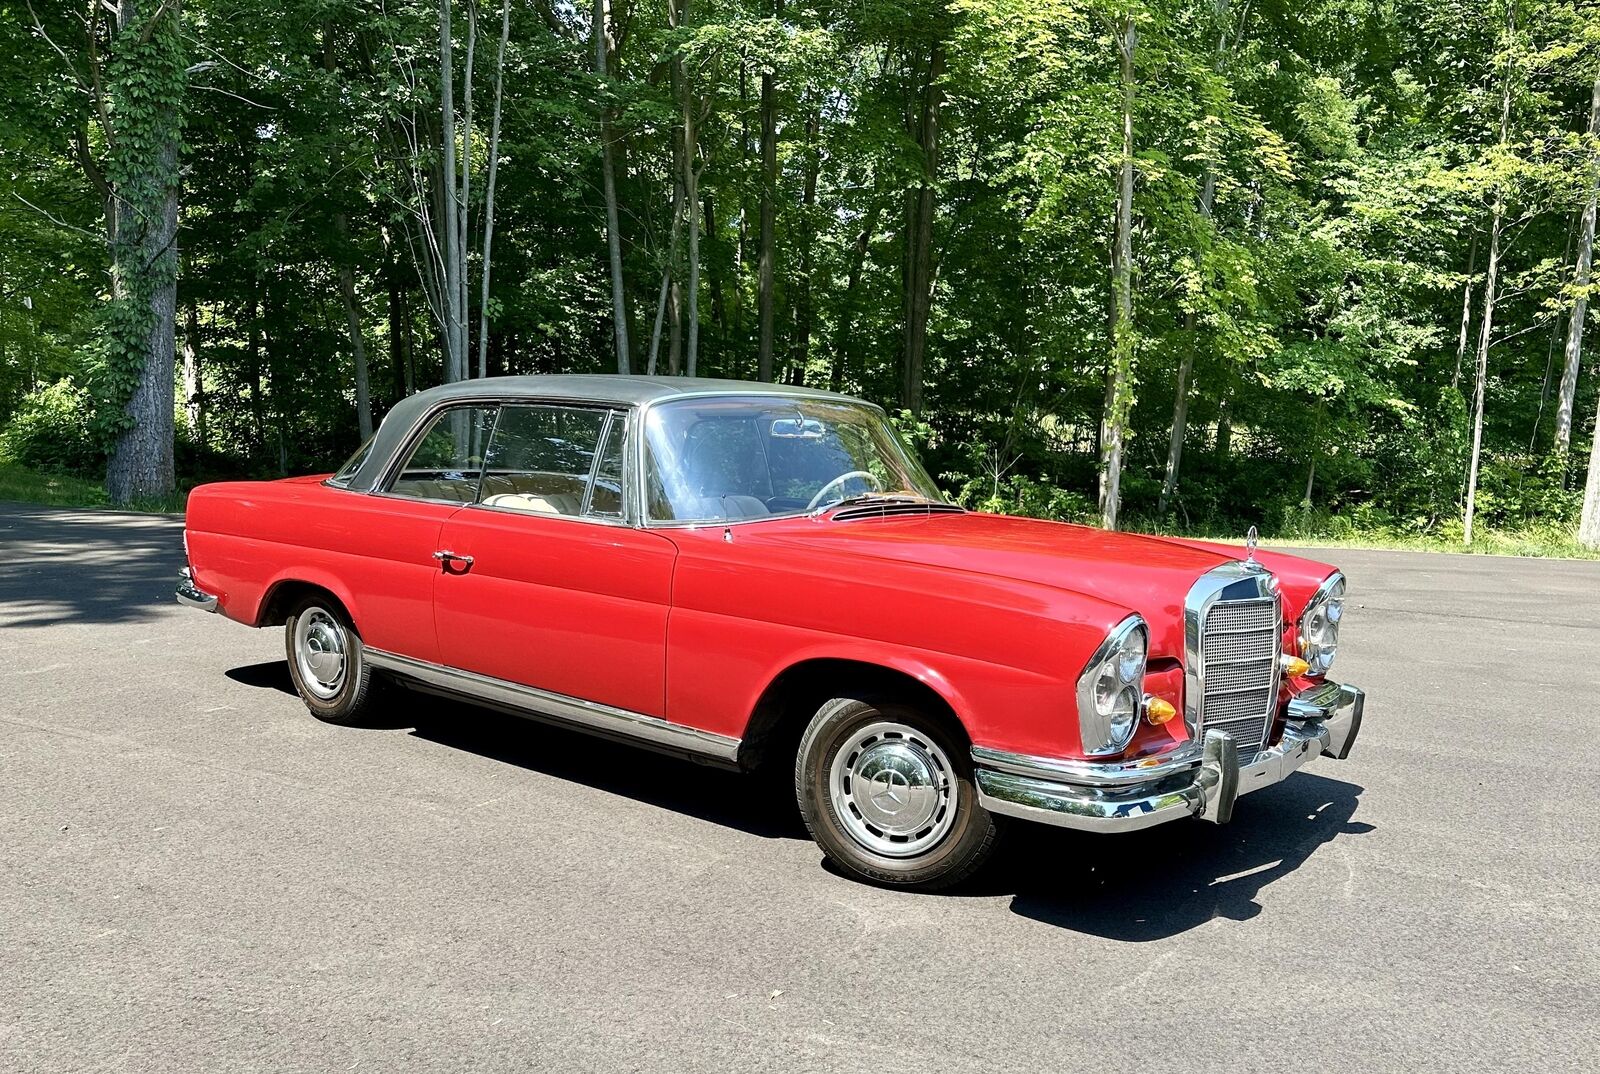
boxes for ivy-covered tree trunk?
[103,0,185,505]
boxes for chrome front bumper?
[175,567,219,613]
[974,682,1364,834]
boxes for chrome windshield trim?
[971,741,1204,787]
[362,648,741,765]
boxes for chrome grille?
[1200,595,1280,755]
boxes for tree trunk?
[1453,233,1477,390]
[182,273,204,444]
[594,0,631,373]
[648,103,687,376]
[1214,371,1234,459]
[333,215,373,439]
[459,2,477,373]
[1555,62,1600,458]
[105,0,184,504]
[1302,399,1325,508]
[1465,32,1515,547]
[832,197,882,393]
[669,280,683,375]
[902,42,944,415]
[1098,19,1137,531]
[1158,0,1227,519]
[384,234,415,397]
[246,288,265,453]
[439,0,465,381]
[1580,392,1600,548]
[756,0,781,382]
[705,193,728,342]
[684,42,702,376]
[792,105,820,380]
[476,0,511,380]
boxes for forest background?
[3,0,1600,554]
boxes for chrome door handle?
[432,550,474,568]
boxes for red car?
[178,375,1363,889]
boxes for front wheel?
[795,697,998,890]
[284,597,377,724]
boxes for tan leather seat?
[483,492,584,516]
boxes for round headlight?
[1116,630,1146,684]
[1300,574,1346,676]
[1078,617,1148,756]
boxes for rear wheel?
[795,697,998,890]
[284,597,377,724]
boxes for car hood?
[755,511,1244,656]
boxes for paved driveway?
[2,503,1595,1072]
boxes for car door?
[431,405,679,717]
[333,403,499,663]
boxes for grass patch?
[0,462,184,513]
[1255,530,1600,561]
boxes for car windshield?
[644,397,944,522]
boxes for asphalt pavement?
[2,502,1596,1072]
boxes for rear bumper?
[973,682,1364,834]
[175,567,219,613]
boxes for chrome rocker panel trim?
[974,683,1364,834]
[362,648,743,768]
[175,568,219,613]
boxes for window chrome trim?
[363,647,742,765]
[1183,561,1283,741]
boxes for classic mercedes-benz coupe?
[178,375,1363,889]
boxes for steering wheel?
[807,470,883,511]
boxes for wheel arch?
[257,573,362,634]
[736,656,971,773]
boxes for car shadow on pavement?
[225,661,299,695]
[227,657,1371,916]
[383,685,809,840]
[991,773,1373,940]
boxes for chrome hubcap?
[829,721,957,858]
[294,608,347,700]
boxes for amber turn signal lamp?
[1280,654,1310,677]
[1143,697,1177,726]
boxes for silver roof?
[346,374,867,492]
[406,373,858,408]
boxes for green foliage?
[0,0,1596,546]
[0,380,104,476]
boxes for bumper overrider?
[973,682,1363,833]
[176,567,219,613]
